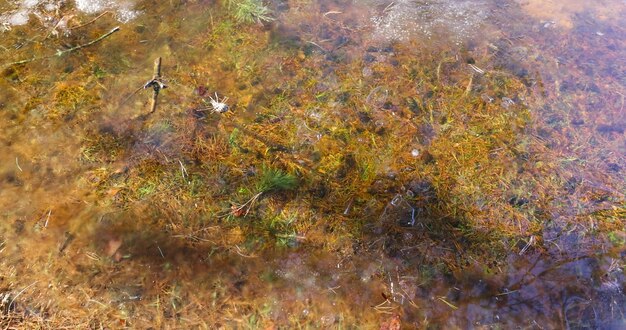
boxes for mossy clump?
[227,0,274,25]
[256,166,298,193]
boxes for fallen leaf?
[380,314,401,330]
[105,238,122,258]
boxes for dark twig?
[3,26,120,68]
[69,11,112,30]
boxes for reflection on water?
[516,0,626,29]
[0,0,624,327]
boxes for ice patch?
[1,0,140,30]
[74,0,139,22]
[370,0,491,44]
[22,0,41,9]
[7,10,30,25]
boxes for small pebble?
[411,149,420,157]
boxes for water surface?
[0,0,624,327]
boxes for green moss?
[227,0,274,25]
[266,211,298,246]
[607,231,625,247]
[256,166,298,193]
[138,182,157,198]
[92,65,107,79]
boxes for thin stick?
[178,159,188,181]
[437,296,458,310]
[468,63,485,74]
[157,245,165,259]
[306,40,327,52]
[70,11,112,30]
[436,57,455,82]
[383,2,396,13]
[464,73,474,96]
[119,85,144,106]
[231,192,264,216]
[4,26,120,67]
[43,209,51,228]
[150,57,162,113]
[322,11,342,17]
[9,281,39,311]
[233,245,256,258]
[15,157,23,172]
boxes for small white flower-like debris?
[209,92,229,113]
[468,63,485,75]
[501,97,515,109]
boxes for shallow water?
[0,0,625,327]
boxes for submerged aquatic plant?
[231,167,298,217]
[256,167,298,193]
[227,0,274,25]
